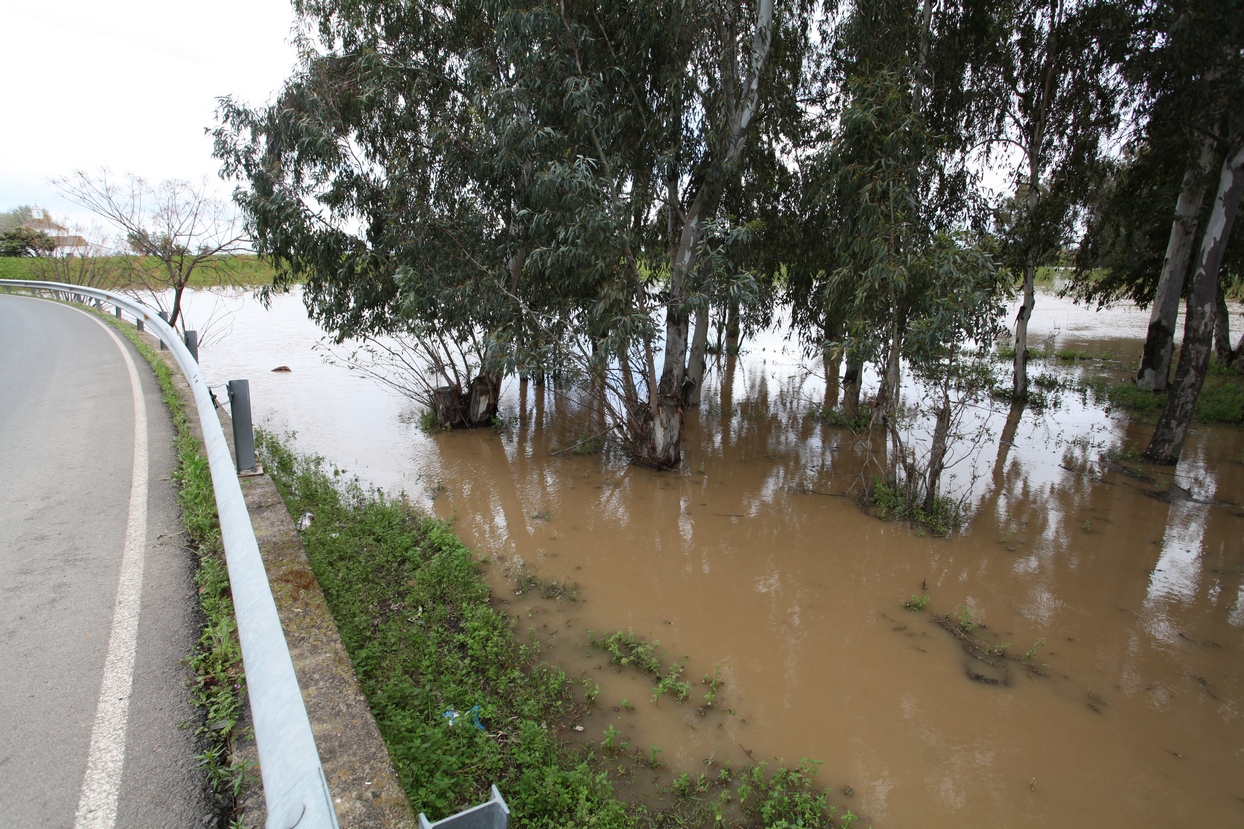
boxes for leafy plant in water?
[590,629,663,676]
[904,594,930,611]
[736,759,833,828]
[602,724,620,753]
[653,657,692,703]
[1025,637,1047,663]
[951,604,980,634]
[702,664,724,708]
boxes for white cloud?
[0,0,299,222]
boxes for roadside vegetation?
[100,310,252,819]
[256,430,854,828]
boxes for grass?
[1079,373,1244,424]
[258,431,630,826]
[866,476,961,536]
[257,431,845,828]
[97,308,251,816]
[0,254,278,288]
[807,404,871,431]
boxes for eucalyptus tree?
[816,67,1005,509]
[789,0,998,420]
[1144,94,1244,464]
[1086,0,1244,390]
[517,0,815,466]
[215,0,812,464]
[968,0,1130,401]
[215,0,554,427]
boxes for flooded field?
[189,287,1244,827]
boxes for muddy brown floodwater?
[189,287,1244,827]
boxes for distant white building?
[21,208,89,256]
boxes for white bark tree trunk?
[1137,137,1216,390]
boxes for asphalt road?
[0,294,214,827]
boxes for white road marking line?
[72,311,150,829]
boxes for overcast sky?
[2,1,300,226]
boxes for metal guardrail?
[1,281,339,829]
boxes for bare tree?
[53,171,249,332]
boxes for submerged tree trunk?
[1013,256,1037,400]
[629,400,682,469]
[925,397,952,513]
[430,371,500,428]
[725,300,741,348]
[843,352,863,419]
[1214,288,1234,366]
[1145,129,1244,465]
[823,346,842,411]
[685,304,711,406]
[872,322,903,426]
[1138,138,1216,390]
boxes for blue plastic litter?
[442,706,485,730]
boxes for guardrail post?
[136,316,144,332]
[185,330,198,363]
[418,786,509,829]
[227,379,257,473]
[115,305,123,319]
[158,312,169,349]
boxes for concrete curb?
[236,468,415,829]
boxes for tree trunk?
[1214,288,1233,366]
[1137,138,1216,390]
[431,385,464,426]
[924,398,952,513]
[872,321,902,426]
[721,349,737,446]
[1145,132,1244,465]
[1013,256,1037,400]
[169,284,186,331]
[823,347,841,411]
[662,173,712,404]
[685,303,711,406]
[466,372,501,426]
[725,300,740,349]
[843,352,863,419]
[630,400,682,469]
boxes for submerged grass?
[1079,373,1244,424]
[866,477,961,537]
[256,430,846,828]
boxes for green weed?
[867,477,960,536]
[258,433,630,826]
[951,604,980,634]
[602,724,620,753]
[100,312,251,816]
[807,404,870,431]
[1024,638,1047,663]
[904,594,931,612]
